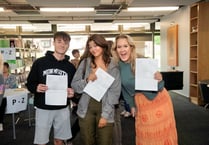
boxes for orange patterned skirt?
[135,88,178,145]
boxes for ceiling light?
[40,8,94,12]
[114,19,157,24]
[127,7,179,12]
[49,20,93,24]
[0,7,4,11]
[0,24,34,29]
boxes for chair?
[26,93,35,127]
[198,80,209,109]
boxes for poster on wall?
[0,39,10,48]
[167,24,178,67]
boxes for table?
[4,88,28,139]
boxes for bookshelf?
[189,1,209,105]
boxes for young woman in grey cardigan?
[71,34,121,145]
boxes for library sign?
[4,88,28,114]
[0,39,16,60]
[0,48,16,60]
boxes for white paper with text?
[45,75,68,105]
[135,58,158,91]
[83,68,115,102]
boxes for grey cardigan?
[71,57,121,123]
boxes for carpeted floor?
[0,91,209,145]
[171,92,209,145]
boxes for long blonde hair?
[112,34,137,74]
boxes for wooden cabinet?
[161,71,183,90]
[189,1,209,105]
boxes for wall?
[160,6,190,97]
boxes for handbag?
[71,58,87,104]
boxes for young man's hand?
[36,84,48,93]
[67,88,74,98]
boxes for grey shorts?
[34,107,72,144]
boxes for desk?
[161,71,183,90]
[4,88,28,139]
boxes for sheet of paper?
[45,75,68,105]
[135,58,158,91]
[83,68,115,102]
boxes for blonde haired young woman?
[112,34,178,145]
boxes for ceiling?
[0,0,200,25]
